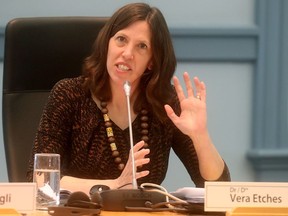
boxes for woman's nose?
[122,45,134,60]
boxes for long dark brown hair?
[83,3,176,123]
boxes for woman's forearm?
[190,130,225,180]
[60,176,119,194]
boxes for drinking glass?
[33,153,60,210]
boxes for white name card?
[205,182,288,212]
[0,183,36,213]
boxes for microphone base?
[48,206,101,215]
[100,189,166,211]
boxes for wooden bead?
[114,157,122,164]
[118,163,125,170]
[143,142,149,148]
[141,135,149,142]
[140,116,148,121]
[112,150,119,157]
[141,109,148,115]
[141,122,149,129]
[141,129,148,135]
[100,101,107,108]
[101,107,108,114]
[108,136,115,143]
[105,121,112,127]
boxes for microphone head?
[123,81,131,96]
[91,192,102,206]
[65,191,101,209]
[48,191,101,215]
[66,191,90,204]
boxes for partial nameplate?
[0,183,36,213]
[204,182,288,212]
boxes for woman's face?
[106,21,152,89]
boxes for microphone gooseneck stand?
[99,81,166,211]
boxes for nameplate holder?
[226,207,288,216]
[204,182,288,212]
[0,183,36,214]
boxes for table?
[5,207,288,216]
[0,206,225,215]
[28,210,223,216]
[29,211,192,215]
[1,208,224,216]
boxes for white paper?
[170,187,205,203]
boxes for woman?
[27,3,230,194]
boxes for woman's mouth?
[117,64,130,71]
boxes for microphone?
[47,191,101,215]
[98,81,166,211]
[123,81,137,189]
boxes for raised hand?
[164,72,208,137]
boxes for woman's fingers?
[135,170,149,179]
[183,72,194,97]
[172,76,185,102]
[127,140,150,168]
[173,72,207,103]
[132,140,150,159]
[193,76,207,102]
[133,140,145,153]
[164,104,179,125]
[117,141,150,188]
[134,147,149,159]
[134,157,150,167]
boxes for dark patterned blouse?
[27,76,230,187]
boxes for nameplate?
[0,183,36,213]
[204,182,288,212]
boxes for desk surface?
[25,210,223,216]
[28,210,199,216]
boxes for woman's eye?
[138,43,147,49]
[116,36,126,43]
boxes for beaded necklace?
[100,101,149,170]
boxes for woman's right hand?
[115,140,150,189]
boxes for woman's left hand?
[164,72,208,137]
[165,72,226,180]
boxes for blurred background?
[0,0,287,191]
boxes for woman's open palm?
[165,72,208,136]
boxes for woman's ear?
[147,62,153,70]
